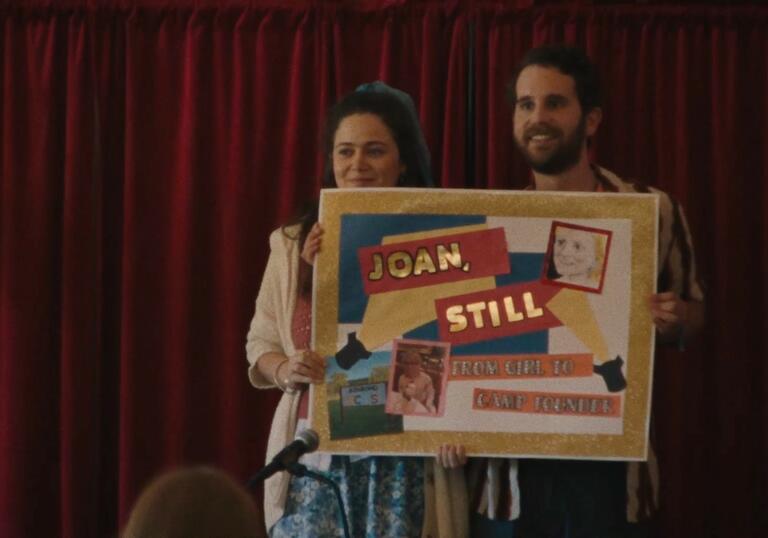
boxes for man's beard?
[515,115,587,175]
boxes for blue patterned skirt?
[270,456,425,538]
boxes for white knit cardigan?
[246,225,469,537]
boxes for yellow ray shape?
[546,288,609,363]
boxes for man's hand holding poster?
[310,188,658,460]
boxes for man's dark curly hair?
[508,45,602,113]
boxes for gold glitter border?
[312,189,657,460]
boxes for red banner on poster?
[357,228,510,295]
[449,353,594,380]
[435,281,562,344]
[472,388,621,417]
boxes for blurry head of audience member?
[122,466,265,538]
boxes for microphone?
[248,429,320,485]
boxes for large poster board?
[310,188,658,460]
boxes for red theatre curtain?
[473,4,768,537]
[110,5,336,524]
[0,8,102,538]
[0,2,468,537]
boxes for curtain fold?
[114,5,335,522]
[0,9,102,538]
[59,14,103,538]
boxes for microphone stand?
[285,462,351,538]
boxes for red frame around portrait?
[385,339,450,418]
[541,221,613,294]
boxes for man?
[511,45,703,345]
[473,45,705,538]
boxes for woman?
[246,84,467,538]
[122,466,264,538]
